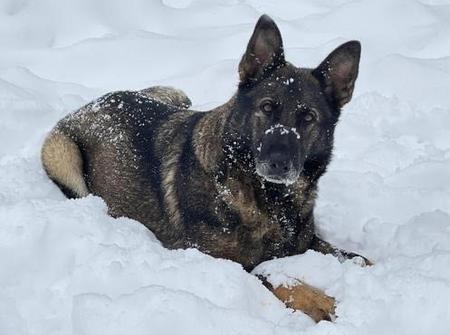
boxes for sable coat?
[42,15,363,270]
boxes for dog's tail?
[41,131,89,198]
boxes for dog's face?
[235,15,360,185]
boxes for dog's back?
[42,88,197,245]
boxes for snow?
[264,124,301,139]
[1,0,450,334]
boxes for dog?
[42,15,368,320]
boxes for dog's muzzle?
[255,124,302,185]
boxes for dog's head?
[233,15,360,185]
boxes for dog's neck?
[192,96,237,173]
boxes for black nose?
[268,150,290,174]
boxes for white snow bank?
[0,157,312,335]
[254,247,450,335]
[1,0,450,334]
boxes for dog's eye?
[260,99,275,113]
[303,109,317,123]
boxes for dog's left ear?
[239,15,285,85]
[313,41,361,108]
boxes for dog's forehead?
[261,65,321,102]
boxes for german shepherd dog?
[42,15,368,320]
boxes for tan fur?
[217,177,274,240]
[161,154,182,229]
[155,112,196,233]
[41,132,89,197]
[271,281,336,322]
[193,99,233,172]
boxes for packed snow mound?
[1,0,450,334]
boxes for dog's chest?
[216,178,270,233]
[212,177,303,264]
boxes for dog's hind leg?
[41,131,89,198]
[139,86,192,109]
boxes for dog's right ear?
[239,15,285,85]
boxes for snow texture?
[1,0,450,334]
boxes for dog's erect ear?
[313,41,361,108]
[239,15,285,85]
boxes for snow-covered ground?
[1,0,450,334]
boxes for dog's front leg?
[309,235,373,266]
[258,236,372,322]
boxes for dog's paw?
[337,250,374,267]
[351,255,374,267]
[271,281,336,322]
